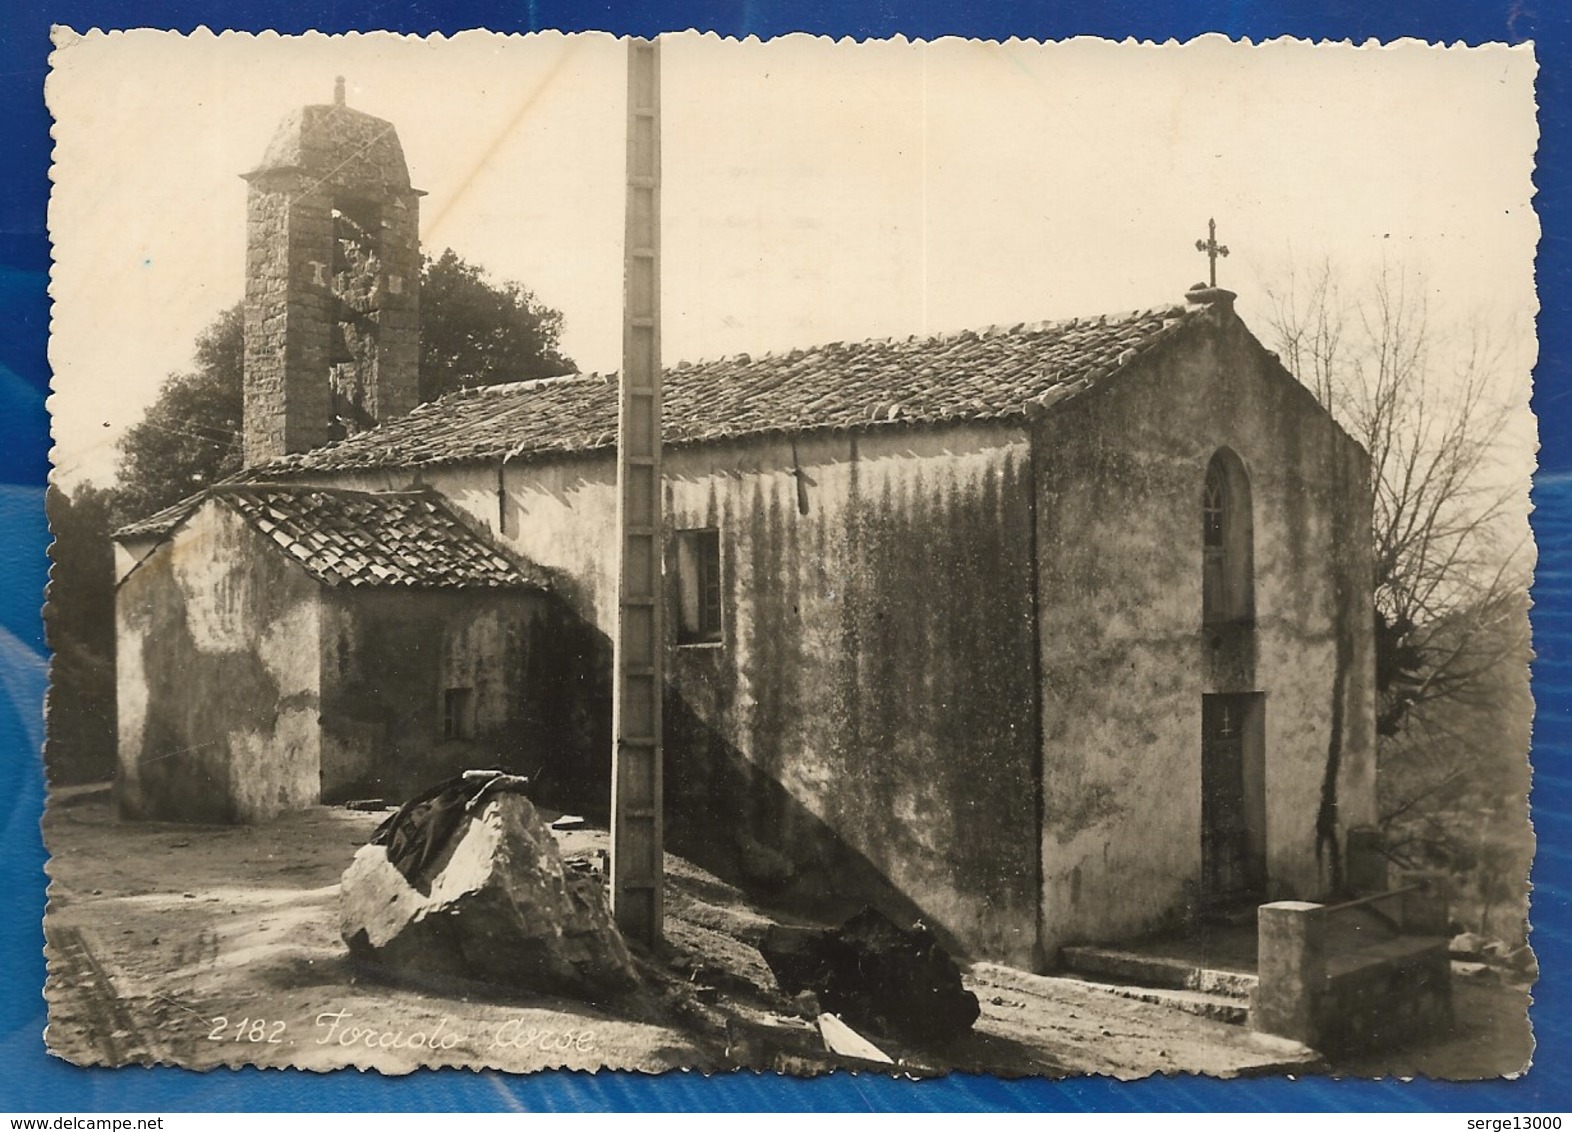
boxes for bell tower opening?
[327,196,387,440]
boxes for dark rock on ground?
[1506,945,1539,981]
[1449,931,1488,962]
[759,905,980,1047]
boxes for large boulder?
[759,906,980,1048]
[341,793,637,999]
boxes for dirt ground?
[40,789,1528,1080]
[1327,980,1535,1080]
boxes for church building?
[113,92,1379,967]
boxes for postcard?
[43,29,1538,1078]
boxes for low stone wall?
[1253,874,1452,1056]
[1316,941,1452,1056]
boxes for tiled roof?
[118,485,548,590]
[116,494,210,542]
[256,302,1198,476]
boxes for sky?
[45,30,1538,491]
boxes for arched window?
[1202,449,1255,625]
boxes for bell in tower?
[240,79,423,466]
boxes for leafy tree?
[1377,592,1532,939]
[115,304,245,520]
[115,250,574,520]
[418,248,574,401]
[45,483,119,783]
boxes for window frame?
[675,527,724,647]
[442,686,475,741]
[1201,450,1256,627]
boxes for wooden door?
[1202,694,1258,906]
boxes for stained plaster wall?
[1032,307,1377,955]
[301,426,1043,964]
[116,500,322,822]
[660,428,1042,965]
[316,587,579,804]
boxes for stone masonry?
[241,93,422,466]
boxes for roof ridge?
[416,371,602,413]
[253,296,1209,478]
[580,300,1192,377]
[219,481,437,500]
[404,302,1193,404]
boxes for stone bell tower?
[241,78,423,465]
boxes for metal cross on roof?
[1195,218,1229,287]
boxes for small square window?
[676,528,723,645]
[442,687,474,740]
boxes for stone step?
[1063,975,1252,1026]
[1059,945,1259,1000]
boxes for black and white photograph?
[42,28,1538,1079]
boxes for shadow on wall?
[529,600,613,820]
[662,688,948,954]
[320,595,615,820]
[125,575,285,824]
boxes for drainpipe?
[496,457,507,535]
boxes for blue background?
[1,0,1566,1112]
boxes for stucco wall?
[116,500,322,822]
[316,588,598,805]
[1032,305,1377,954]
[660,428,1042,965]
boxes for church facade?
[113,96,1378,966]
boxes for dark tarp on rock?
[369,770,531,887]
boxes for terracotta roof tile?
[255,303,1195,476]
[115,493,210,542]
[118,485,547,590]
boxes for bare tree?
[1264,259,1531,739]
[1263,260,1534,917]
